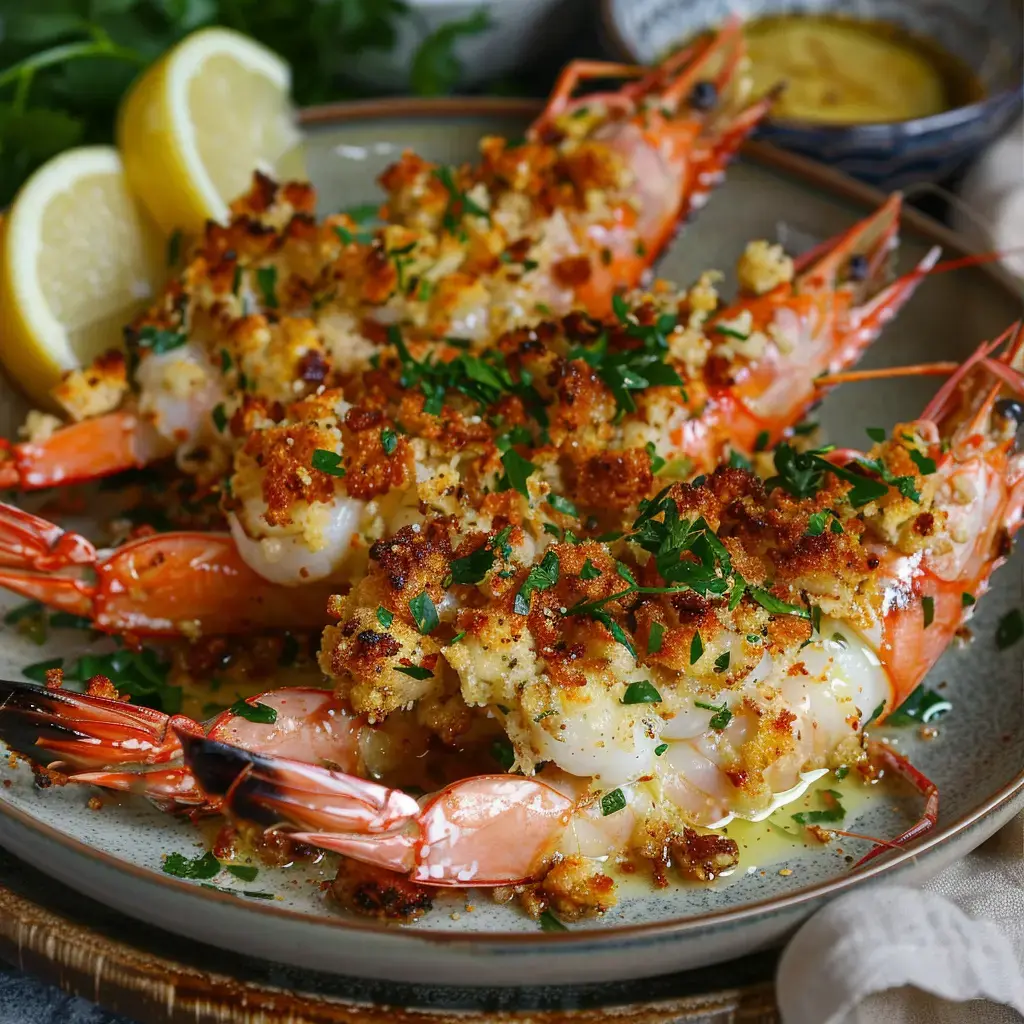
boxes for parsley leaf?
[380,428,398,455]
[647,621,665,654]
[500,449,537,498]
[227,699,278,725]
[376,607,394,629]
[311,449,345,477]
[514,551,560,615]
[580,559,602,581]
[792,789,845,826]
[256,266,278,308]
[886,686,952,726]
[621,680,662,704]
[601,789,627,816]
[695,699,732,730]
[163,851,221,881]
[409,592,439,635]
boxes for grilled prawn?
[0,201,937,634]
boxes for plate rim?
[2,95,1022,951]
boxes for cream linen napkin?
[776,815,1024,1023]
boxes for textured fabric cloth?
[777,816,1024,1024]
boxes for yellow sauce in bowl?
[737,15,985,125]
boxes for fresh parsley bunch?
[0,0,492,205]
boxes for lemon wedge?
[118,27,304,236]
[0,146,164,407]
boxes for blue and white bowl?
[601,0,1024,191]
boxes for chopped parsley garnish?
[409,592,439,635]
[449,543,497,585]
[534,710,557,722]
[996,608,1024,650]
[866,427,887,443]
[580,559,601,581]
[714,323,749,341]
[714,651,731,673]
[962,592,976,608]
[433,165,490,233]
[539,910,568,932]
[376,606,394,629]
[806,509,842,537]
[163,851,221,880]
[794,421,818,436]
[728,449,753,472]
[645,441,666,475]
[227,698,278,725]
[621,680,662,705]
[886,686,952,727]
[695,699,732,730]
[226,864,259,882]
[908,449,937,475]
[600,788,627,816]
[792,789,845,826]
[69,646,181,714]
[647,621,665,654]
[397,664,434,680]
[491,738,515,770]
[136,325,187,355]
[450,631,466,645]
[569,295,683,414]
[834,765,850,780]
[390,324,545,423]
[654,743,668,756]
[865,700,886,727]
[546,494,578,517]
[167,230,182,268]
[514,551,560,615]
[212,403,228,433]
[220,349,233,373]
[255,266,278,308]
[500,449,537,498]
[749,587,810,619]
[690,631,704,664]
[380,428,398,455]
[311,449,346,477]
[922,595,935,628]
[754,430,770,452]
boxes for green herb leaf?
[5,600,44,625]
[866,427,887,443]
[749,587,810,619]
[514,551,560,615]
[409,592,439,635]
[908,449,937,475]
[806,510,837,537]
[212,403,228,433]
[601,788,627,816]
[962,592,976,608]
[450,544,496,585]
[226,864,259,882]
[792,789,845,826]
[491,738,515,770]
[539,909,568,932]
[376,606,394,629]
[621,680,662,705]
[695,699,732,730]
[922,595,935,628]
[450,631,466,645]
[714,651,731,673]
[380,428,398,455]
[136,326,186,355]
[500,449,537,498]
[580,559,601,581]
[996,609,1024,650]
[311,449,346,477]
[227,699,278,725]
[546,494,578,517]
[647,620,665,654]
[397,664,434,680]
[654,743,668,756]
[163,851,221,881]
[256,266,278,308]
[690,631,704,664]
[865,700,886,727]
[410,10,492,95]
[886,686,952,727]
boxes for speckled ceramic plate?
[0,99,1022,989]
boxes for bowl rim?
[2,94,1024,958]
[598,0,1024,135]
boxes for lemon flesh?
[0,146,164,407]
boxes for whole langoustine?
[0,199,941,636]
